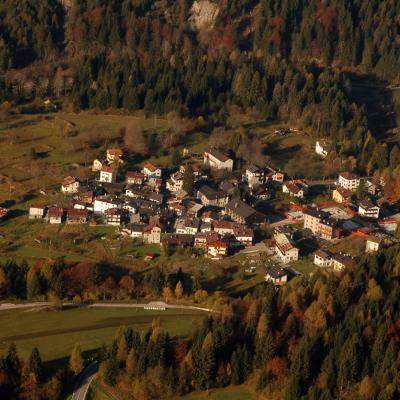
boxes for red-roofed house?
[107,148,123,163]
[126,171,145,185]
[100,165,116,183]
[142,163,162,178]
[61,176,79,194]
[207,240,229,258]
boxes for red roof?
[101,165,115,173]
[107,148,123,157]
[63,176,77,186]
[67,208,88,218]
[143,162,159,172]
[208,241,228,249]
[126,171,144,179]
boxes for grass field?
[0,307,206,362]
[181,386,257,400]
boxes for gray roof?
[226,199,256,219]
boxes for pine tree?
[26,267,41,300]
[182,166,194,196]
[29,347,43,382]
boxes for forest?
[0,1,399,176]
[1,245,400,399]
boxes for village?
[12,138,399,286]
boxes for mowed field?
[0,307,206,362]
[181,386,257,400]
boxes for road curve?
[72,362,98,400]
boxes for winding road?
[72,362,98,400]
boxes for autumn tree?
[69,344,84,376]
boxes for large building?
[358,200,380,219]
[303,207,341,240]
[204,148,233,171]
[225,200,259,225]
[274,233,299,264]
[338,172,360,191]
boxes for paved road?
[0,301,214,313]
[72,362,98,400]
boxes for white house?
[274,233,299,264]
[93,197,120,215]
[315,139,330,158]
[366,236,381,253]
[92,158,106,172]
[203,148,233,171]
[338,172,360,191]
[358,200,380,219]
[166,171,184,192]
[265,266,288,285]
[142,162,162,178]
[61,176,80,194]
[313,250,333,267]
[282,181,307,199]
[99,165,116,183]
[29,205,46,219]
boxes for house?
[194,231,219,250]
[332,187,352,204]
[251,186,272,201]
[47,207,64,224]
[243,164,266,186]
[78,191,94,205]
[67,209,88,224]
[338,172,360,191]
[282,181,307,199]
[122,223,145,238]
[104,208,122,226]
[186,202,204,217]
[142,163,162,178]
[265,166,284,183]
[313,250,333,267]
[92,158,106,172]
[213,220,237,236]
[265,266,288,285]
[93,197,120,215]
[0,207,8,220]
[331,254,356,271]
[29,205,46,219]
[122,201,138,216]
[203,148,233,171]
[315,139,330,158]
[274,233,299,264]
[99,165,116,183]
[303,207,341,240]
[144,225,162,244]
[61,176,80,194]
[162,234,194,248]
[147,177,163,192]
[365,179,378,195]
[197,185,230,207]
[233,227,254,247]
[358,200,380,219]
[126,171,145,186]
[175,218,200,235]
[107,148,123,163]
[166,171,184,192]
[207,240,229,258]
[366,236,381,253]
[225,200,259,225]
